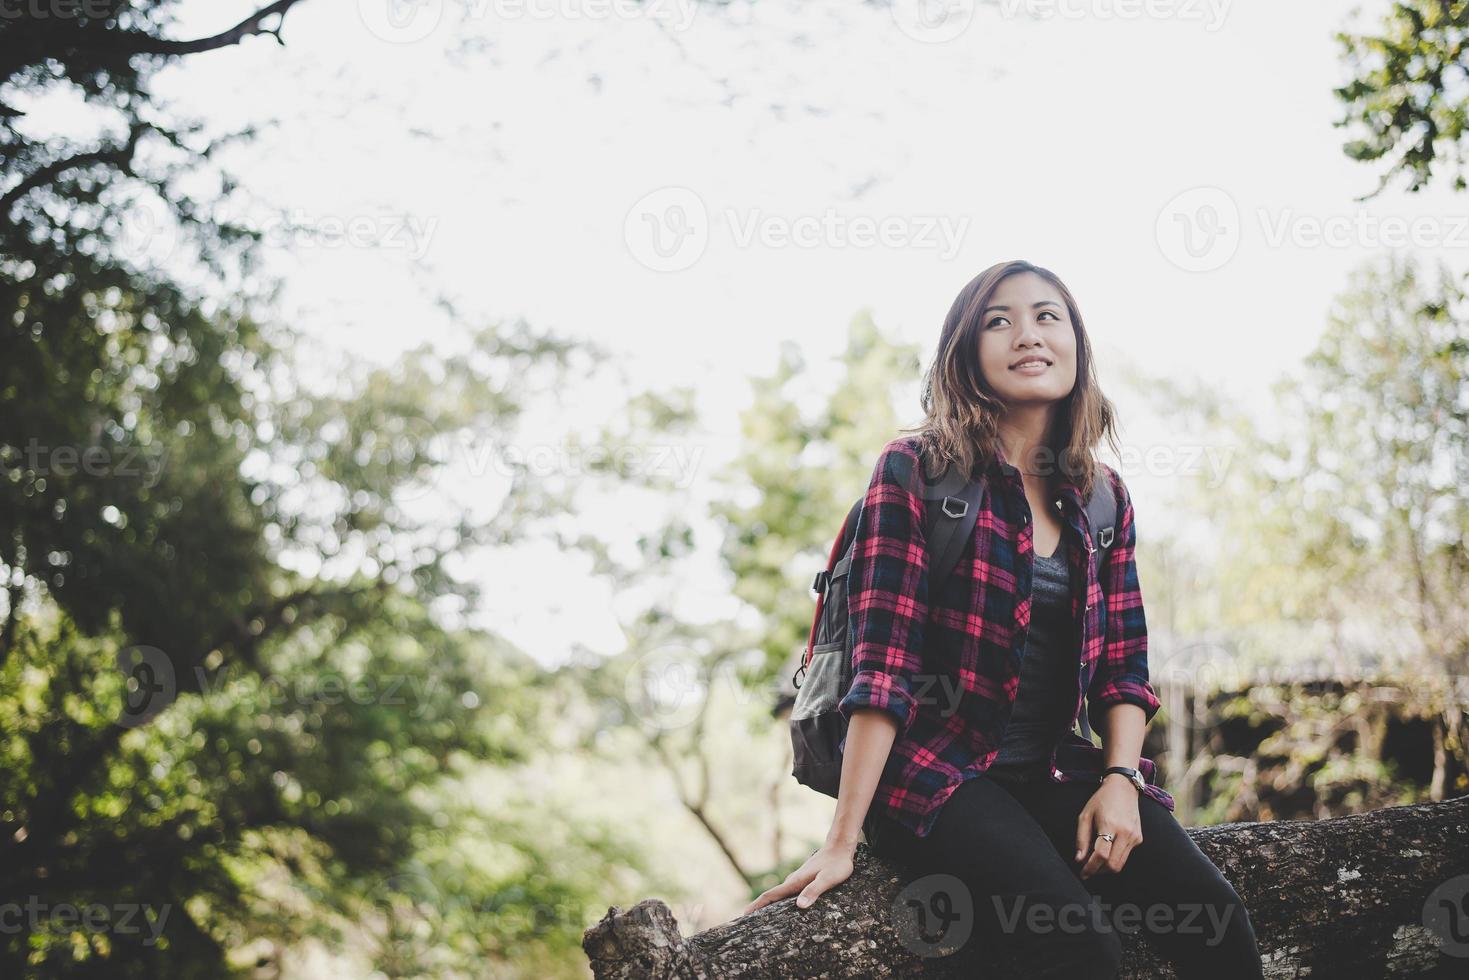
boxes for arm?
[831,439,932,852]
[1085,467,1161,739]
[835,439,930,736]
[740,710,897,915]
[742,440,931,914]
[1077,468,1159,878]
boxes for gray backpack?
[788,462,1117,799]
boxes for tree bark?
[584,795,1469,979]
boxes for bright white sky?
[139,0,1463,666]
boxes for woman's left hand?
[1074,778,1143,879]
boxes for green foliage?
[0,3,659,976]
[1335,1,1469,195]
[712,311,924,680]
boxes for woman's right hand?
[740,840,857,916]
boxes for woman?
[742,261,1265,978]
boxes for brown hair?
[900,259,1120,499]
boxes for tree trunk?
[583,796,1469,979]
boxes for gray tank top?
[987,535,1078,780]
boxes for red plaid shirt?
[837,435,1174,839]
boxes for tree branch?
[586,796,1469,979]
[0,123,146,217]
[125,0,307,56]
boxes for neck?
[997,406,1058,475]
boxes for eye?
[1039,309,1061,321]
[985,315,1010,329]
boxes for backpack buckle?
[1098,526,1115,548]
[941,495,968,518]
[811,570,829,596]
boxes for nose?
[1015,317,1043,347]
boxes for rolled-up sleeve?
[837,439,930,737]
[1086,467,1163,731]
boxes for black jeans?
[865,771,1265,979]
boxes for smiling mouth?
[1010,359,1052,371]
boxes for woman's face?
[976,271,1078,407]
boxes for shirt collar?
[990,442,1087,504]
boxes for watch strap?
[1099,766,1144,791]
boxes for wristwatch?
[1099,766,1146,793]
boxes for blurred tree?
[562,313,925,905]
[1335,0,1469,195]
[0,2,663,977]
[713,312,924,679]
[1138,252,1469,811]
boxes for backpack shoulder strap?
[1078,469,1120,744]
[924,464,985,595]
[1084,470,1119,566]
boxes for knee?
[987,897,1123,979]
[1196,879,1258,945]
[1035,921,1122,980]
[1078,925,1124,978]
